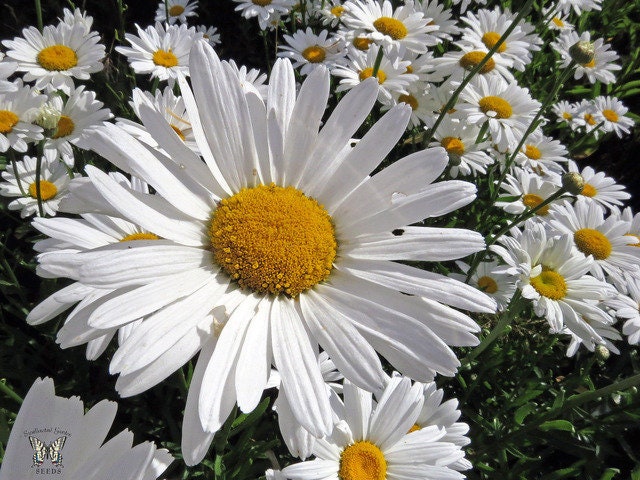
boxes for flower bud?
[595,344,610,361]
[35,102,62,130]
[562,172,585,195]
[569,40,595,66]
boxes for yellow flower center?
[28,180,58,201]
[353,37,373,50]
[398,93,418,110]
[478,275,498,294]
[120,232,160,242]
[405,64,413,74]
[522,193,550,215]
[209,183,336,297]
[0,110,19,134]
[408,424,422,433]
[552,17,565,27]
[169,5,185,16]
[153,49,179,67]
[302,45,326,63]
[582,58,596,68]
[574,228,612,260]
[373,17,408,40]
[359,67,386,84]
[584,113,596,126]
[339,441,387,480]
[331,5,345,16]
[482,31,507,52]
[562,112,573,120]
[581,183,597,197]
[624,233,640,247]
[524,144,542,160]
[253,0,272,5]
[171,124,186,141]
[441,136,465,156]
[530,267,567,300]
[602,109,619,123]
[37,45,78,71]
[52,115,75,139]
[479,95,513,119]
[459,51,496,73]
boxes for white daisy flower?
[542,6,574,32]
[0,150,73,218]
[547,198,640,285]
[60,7,94,34]
[606,276,640,344]
[43,44,495,464]
[115,22,203,86]
[567,160,630,212]
[428,116,493,178]
[592,95,634,138]
[317,0,348,27]
[227,59,268,99]
[423,43,515,83]
[496,167,564,218]
[556,0,602,15]
[280,375,467,480]
[196,25,221,46]
[552,31,621,85]
[493,222,615,340]
[332,45,418,103]
[457,75,541,151]
[0,377,173,480]
[155,0,199,24]
[381,81,434,127]
[514,132,569,176]
[2,23,105,94]
[455,259,518,311]
[43,85,112,167]
[459,7,542,72]
[552,99,578,127]
[415,0,461,43]
[573,98,602,137]
[278,28,347,75]
[421,80,464,128]
[233,0,295,30]
[0,52,18,93]
[117,86,198,154]
[341,0,438,54]
[0,81,46,152]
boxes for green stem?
[9,150,27,197]
[371,45,384,79]
[34,143,45,217]
[164,0,170,24]
[0,380,23,405]
[34,0,43,32]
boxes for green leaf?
[514,404,536,425]
[538,420,575,432]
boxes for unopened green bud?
[595,344,610,361]
[569,40,595,66]
[562,172,585,195]
[35,103,61,130]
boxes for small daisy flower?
[60,7,94,34]
[421,80,464,128]
[43,85,112,167]
[228,59,268,99]
[556,0,602,15]
[424,43,515,83]
[552,31,621,85]
[196,25,221,46]
[0,150,73,218]
[155,0,199,24]
[573,98,602,137]
[415,0,461,43]
[0,81,46,152]
[568,161,630,212]
[0,377,173,480]
[515,132,569,175]
[458,75,541,151]
[0,52,18,93]
[233,0,295,30]
[548,199,640,285]
[381,81,434,127]
[455,259,517,311]
[115,22,203,86]
[2,22,105,94]
[592,96,634,138]
[496,167,564,217]
[429,116,493,178]
[279,28,347,75]
[542,6,574,32]
[280,375,467,480]
[317,0,348,27]
[552,100,578,127]
[341,0,439,54]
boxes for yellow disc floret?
[581,183,597,197]
[153,49,179,67]
[209,183,337,297]
[459,51,495,73]
[169,5,185,16]
[481,32,507,52]
[331,5,345,16]
[353,37,373,50]
[479,96,513,119]
[522,193,549,215]
[171,124,186,141]
[584,113,596,126]
[359,67,386,84]
[28,180,58,201]
[552,17,565,28]
[121,232,160,242]
[53,115,75,139]
[478,275,498,294]
[524,144,542,160]
[574,228,612,260]
[398,93,418,110]
[339,441,387,480]
[530,267,567,300]
[302,45,326,63]
[0,110,19,134]
[37,45,78,71]
[253,0,272,5]
[408,424,422,433]
[441,136,465,156]
[373,17,408,40]
[602,109,619,123]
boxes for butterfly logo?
[28,435,66,467]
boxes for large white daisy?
[37,42,495,464]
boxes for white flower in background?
[43,86,112,166]
[60,7,94,34]
[341,0,438,54]
[556,0,602,15]
[458,75,541,151]
[0,377,173,480]
[227,59,268,98]
[573,98,602,137]
[115,22,203,85]
[542,6,574,32]
[421,80,463,128]
[0,52,18,93]
[592,96,634,138]
[279,28,347,75]
[233,0,295,30]
[496,167,564,217]
[552,100,578,127]
[455,259,518,311]
[280,375,467,480]
[381,81,434,127]
[552,31,621,84]
[155,0,199,24]
[0,81,46,152]
[0,150,72,218]
[415,0,461,43]
[606,276,640,344]
[568,161,630,212]
[424,43,515,83]
[196,25,221,46]
[317,0,348,27]
[514,132,569,176]
[563,312,621,357]
[2,22,105,94]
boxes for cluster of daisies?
[0,0,637,478]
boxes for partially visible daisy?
[279,28,347,75]
[415,0,461,43]
[458,75,541,151]
[228,59,268,99]
[556,0,602,15]
[0,52,18,93]
[233,0,295,30]
[115,22,203,85]
[552,99,578,128]
[155,0,199,24]
[455,259,517,311]
[514,132,569,176]
[281,375,467,480]
[2,22,105,94]
[552,31,621,85]
[196,25,221,46]
[496,167,564,217]
[0,81,46,152]
[542,6,574,32]
[0,377,173,480]
[573,98,602,137]
[568,161,630,212]
[341,0,438,54]
[563,312,621,357]
[424,43,515,83]
[592,95,634,138]
[60,7,94,34]
[381,81,434,127]
[421,80,464,128]
[606,276,640,344]
[318,0,348,27]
